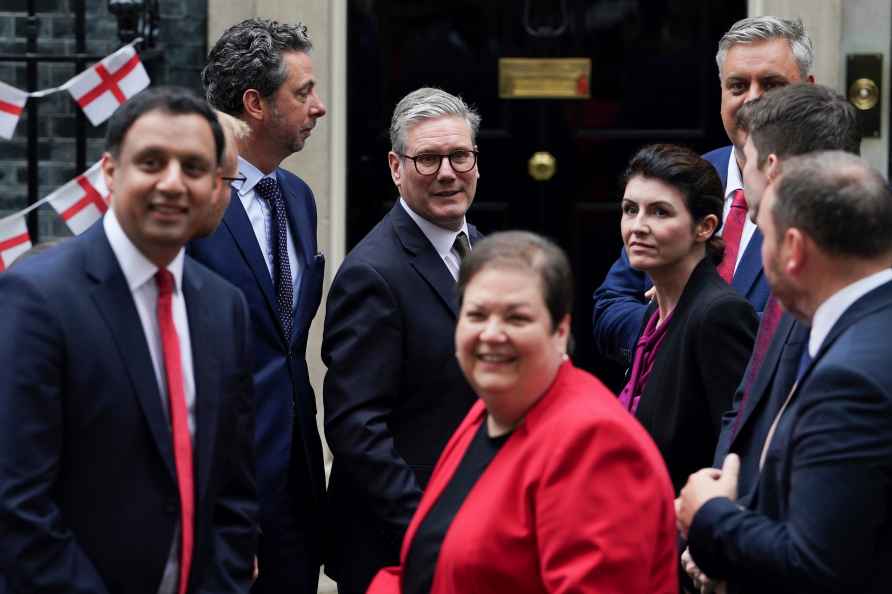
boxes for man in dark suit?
[712,83,861,490]
[190,18,327,594]
[592,16,815,365]
[677,151,892,594]
[680,82,861,592]
[0,87,257,593]
[322,87,481,594]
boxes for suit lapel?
[805,280,892,383]
[278,170,323,346]
[732,229,764,300]
[84,225,176,481]
[182,260,219,502]
[278,169,314,271]
[730,314,797,443]
[635,259,712,426]
[390,203,460,317]
[221,189,282,336]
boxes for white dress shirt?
[234,156,301,307]
[400,197,470,280]
[808,269,892,358]
[722,146,757,274]
[103,210,195,594]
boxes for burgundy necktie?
[731,294,783,438]
[717,189,748,283]
[156,269,194,594]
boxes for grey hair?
[716,16,814,79]
[389,87,481,154]
[203,18,312,115]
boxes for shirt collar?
[236,156,276,197]
[809,268,892,357]
[725,146,743,199]
[399,197,469,259]
[103,209,185,294]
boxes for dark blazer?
[321,202,480,594]
[633,258,757,492]
[712,312,809,496]
[592,145,769,365]
[689,279,892,594]
[188,168,325,592]
[0,223,257,593]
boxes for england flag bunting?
[47,161,111,235]
[0,216,32,271]
[66,45,150,126]
[0,80,28,140]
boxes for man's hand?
[682,547,729,594]
[676,454,740,538]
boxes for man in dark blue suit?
[0,88,257,593]
[190,18,327,594]
[592,16,814,365]
[712,83,861,491]
[677,151,892,594]
[680,83,860,591]
[322,87,481,594]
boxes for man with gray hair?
[593,16,815,365]
[677,151,892,594]
[189,17,327,594]
[322,87,482,594]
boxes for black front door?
[347,0,745,389]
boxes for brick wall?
[0,0,208,240]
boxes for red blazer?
[368,363,678,594]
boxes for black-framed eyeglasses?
[398,149,479,176]
[222,174,247,184]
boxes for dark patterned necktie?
[453,231,471,262]
[255,177,294,340]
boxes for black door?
[347,0,745,390]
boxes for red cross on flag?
[0,216,32,272]
[0,80,28,140]
[67,45,150,126]
[47,162,111,235]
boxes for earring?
[561,353,569,361]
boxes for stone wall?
[0,0,208,239]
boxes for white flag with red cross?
[47,161,111,235]
[0,215,32,271]
[0,80,28,140]
[66,45,150,126]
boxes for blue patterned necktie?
[255,177,294,340]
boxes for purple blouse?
[618,308,675,414]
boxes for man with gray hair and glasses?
[593,16,815,366]
[190,17,327,594]
[322,87,482,594]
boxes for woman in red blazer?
[368,231,678,594]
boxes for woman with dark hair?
[368,231,679,594]
[618,144,757,492]
[620,144,758,493]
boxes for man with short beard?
[190,18,328,594]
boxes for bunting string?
[0,39,151,266]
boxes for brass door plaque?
[499,58,591,99]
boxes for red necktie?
[731,294,783,438]
[156,269,194,594]
[717,189,748,283]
